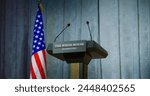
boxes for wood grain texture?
[119,0,140,78]
[139,0,150,78]
[46,0,64,79]
[16,0,26,78]
[100,0,120,79]
[15,0,30,79]
[70,63,80,79]
[4,0,17,78]
[0,0,5,78]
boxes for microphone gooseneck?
[86,21,92,41]
[54,23,71,42]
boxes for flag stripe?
[38,50,46,77]
[42,50,46,65]
[34,52,46,79]
[30,64,36,79]
[32,55,41,79]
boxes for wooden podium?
[47,40,108,79]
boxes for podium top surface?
[47,40,108,63]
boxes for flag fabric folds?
[30,3,47,79]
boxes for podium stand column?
[70,63,88,79]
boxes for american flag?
[30,4,47,79]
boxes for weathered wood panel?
[16,0,26,78]
[139,0,150,78]
[46,0,64,79]
[4,0,17,78]
[0,0,5,78]
[119,0,140,78]
[15,0,30,79]
[100,0,120,79]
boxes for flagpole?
[38,0,41,3]
[37,0,43,12]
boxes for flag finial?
[38,0,43,12]
[38,0,41,3]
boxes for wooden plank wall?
[0,0,5,78]
[0,0,30,78]
[0,0,150,79]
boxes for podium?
[47,40,108,79]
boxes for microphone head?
[86,21,89,24]
[67,23,71,27]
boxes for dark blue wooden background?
[0,0,150,79]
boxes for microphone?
[54,23,71,42]
[86,21,92,40]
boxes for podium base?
[70,63,88,79]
